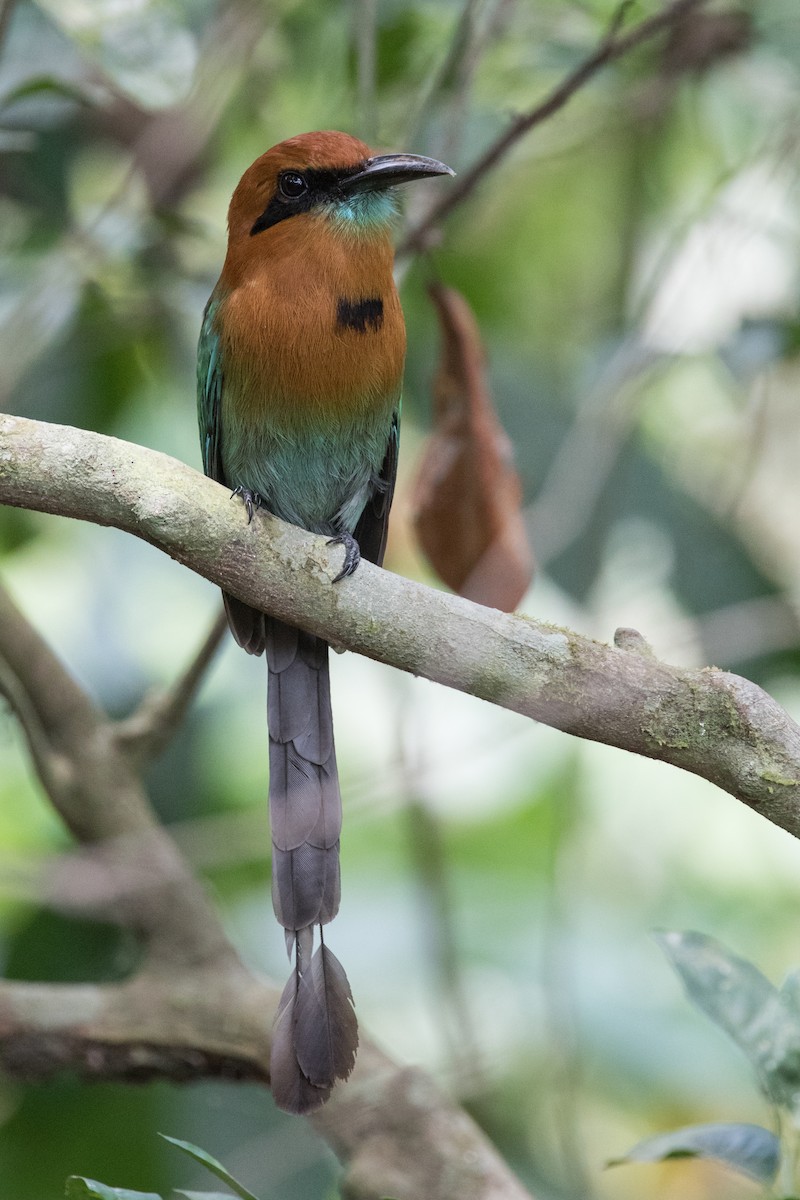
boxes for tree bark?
[2,414,799,837]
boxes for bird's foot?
[327,531,361,582]
[231,485,264,524]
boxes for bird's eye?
[278,171,308,199]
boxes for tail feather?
[266,616,358,1113]
[223,592,265,656]
[294,671,334,761]
[271,928,333,1114]
[267,655,320,744]
[295,943,358,1086]
[271,843,333,929]
[268,743,333,850]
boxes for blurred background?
[1,0,800,1197]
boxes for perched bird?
[197,131,453,1113]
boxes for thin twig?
[405,795,482,1082]
[354,0,378,144]
[0,651,71,806]
[0,0,18,60]
[527,339,662,569]
[539,786,595,1197]
[399,0,713,256]
[114,606,228,764]
[0,582,104,825]
[407,0,485,150]
[398,696,482,1086]
[442,0,493,164]
[606,0,636,42]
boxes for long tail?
[265,617,358,1113]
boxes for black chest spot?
[337,297,384,333]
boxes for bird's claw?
[231,485,264,524]
[327,532,361,582]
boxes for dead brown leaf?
[411,283,534,611]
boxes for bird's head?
[227,130,453,244]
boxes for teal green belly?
[221,402,394,536]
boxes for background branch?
[114,607,228,765]
[0,578,236,970]
[2,414,799,838]
[0,491,534,1200]
[0,969,533,1200]
[399,0,713,256]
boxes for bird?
[197,131,453,1113]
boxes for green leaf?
[65,1179,162,1200]
[608,1122,780,1184]
[159,1137,259,1200]
[655,931,800,1112]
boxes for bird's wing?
[198,295,266,654]
[353,408,399,567]
[197,296,225,484]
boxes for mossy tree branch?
[2,413,799,837]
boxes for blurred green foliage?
[613,931,800,1196]
[2,0,800,1198]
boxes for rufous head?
[226,130,453,244]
